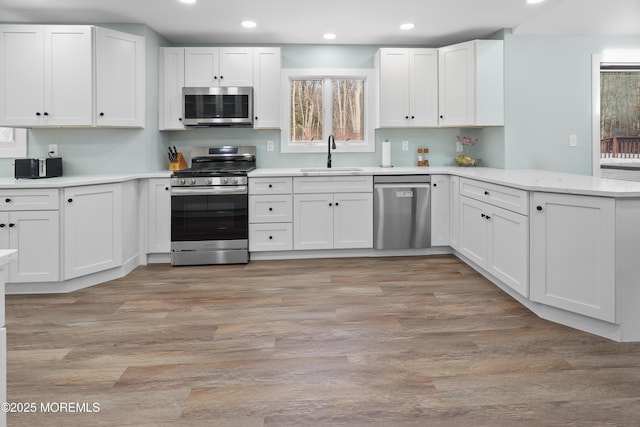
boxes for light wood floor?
[5,255,640,426]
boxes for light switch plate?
[402,140,408,151]
[267,140,274,151]
[569,135,577,147]
[48,144,58,157]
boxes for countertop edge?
[248,167,640,198]
[0,171,172,189]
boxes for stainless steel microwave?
[182,86,253,127]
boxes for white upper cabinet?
[0,25,93,127]
[0,24,145,128]
[252,47,281,129]
[377,48,438,128]
[95,27,145,128]
[184,47,253,87]
[438,39,504,127]
[159,47,186,130]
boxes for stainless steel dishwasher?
[373,175,431,249]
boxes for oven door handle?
[171,186,248,196]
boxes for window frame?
[281,68,376,153]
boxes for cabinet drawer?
[249,195,292,223]
[249,223,292,251]
[293,176,373,194]
[249,177,292,195]
[459,178,528,215]
[0,188,59,210]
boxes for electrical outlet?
[48,144,58,157]
[569,134,577,147]
[402,140,408,151]
[267,140,274,152]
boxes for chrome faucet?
[327,134,336,168]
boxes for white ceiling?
[1,0,639,46]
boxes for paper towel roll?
[381,140,392,167]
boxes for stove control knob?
[230,177,238,184]
[221,177,229,184]
[206,178,212,184]
[178,179,186,185]
[190,178,197,185]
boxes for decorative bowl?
[455,155,481,167]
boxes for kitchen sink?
[300,167,363,174]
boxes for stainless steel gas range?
[170,146,256,266]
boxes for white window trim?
[281,68,376,153]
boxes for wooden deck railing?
[601,137,640,158]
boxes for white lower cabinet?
[530,192,616,322]
[0,211,60,283]
[147,178,171,253]
[430,175,451,246]
[249,177,293,252]
[0,189,60,283]
[64,184,122,279]
[292,176,373,251]
[449,176,460,251]
[460,195,529,297]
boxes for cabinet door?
[487,205,529,298]
[44,25,93,126]
[333,193,373,249]
[64,184,122,279]
[293,193,333,250]
[185,47,219,87]
[219,47,253,87]
[438,41,475,126]
[378,48,410,127]
[0,25,44,126]
[8,210,60,283]
[147,179,171,253]
[253,47,281,129]
[450,176,460,250]
[95,27,145,127]
[0,213,9,250]
[459,196,488,266]
[409,49,438,127]
[531,193,616,322]
[430,175,451,246]
[159,47,185,130]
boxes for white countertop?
[249,166,640,198]
[0,171,171,189]
[0,250,18,267]
[0,167,639,197]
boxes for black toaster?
[14,157,63,179]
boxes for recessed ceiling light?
[400,23,415,31]
[323,33,337,40]
[179,0,196,4]
[526,0,545,4]
[241,20,257,29]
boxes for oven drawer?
[249,223,293,251]
[249,195,292,223]
[249,177,293,195]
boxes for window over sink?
[281,69,375,153]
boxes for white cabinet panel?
[159,47,185,130]
[531,192,615,322]
[293,193,334,250]
[147,179,171,254]
[377,48,438,128]
[450,176,460,251]
[95,27,145,127]
[64,184,122,279]
[249,223,293,252]
[438,40,503,127]
[253,47,281,129]
[333,192,373,249]
[430,175,451,246]
[249,177,292,195]
[249,195,292,223]
[185,47,253,87]
[460,177,528,215]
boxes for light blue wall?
[504,33,640,175]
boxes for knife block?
[169,152,188,171]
